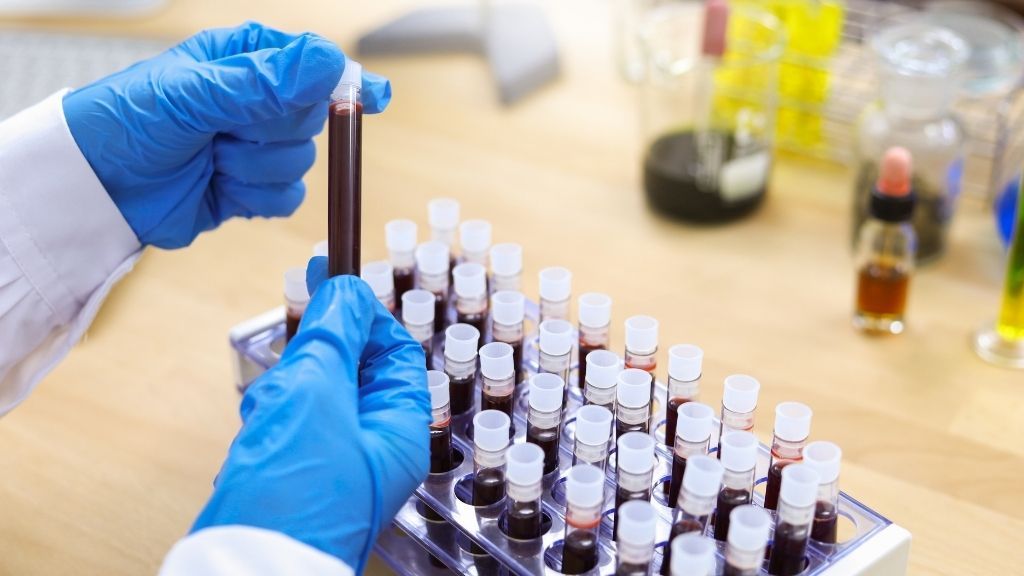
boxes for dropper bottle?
[802,441,843,544]
[283,267,309,343]
[453,262,489,336]
[428,198,460,273]
[767,464,821,576]
[415,241,450,334]
[577,292,613,389]
[385,219,417,307]
[327,60,362,277]
[718,375,760,460]
[667,401,714,508]
[615,368,652,437]
[583,349,622,411]
[490,243,523,292]
[663,344,703,449]
[526,373,564,475]
[572,405,613,471]
[490,290,525,385]
[472,410,511,507]
[402,289,436,369]
[561,464,605,575]
[478,342,515,422]
[614,432,655,538]
[360,260,395,313]
[505,442,545,540]
[764,401,813,510]
[724,505,772,576]
[615,500,657,576]
[662,455,723,575]
[714,431,758,541]
[539,266,572,323]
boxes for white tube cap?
[491,290,525,326]
[682,455,724,498]
[459,219,492,254]
[574,405,613,446]
[584,350,622,389]
[539,319,573,356]
[727,505,772,553]
[625,315,659,354]
[719,431,758,473]
[312,240,328,258]
[385,219,417,252]
[506,442,544,487]
[528,373,564,412]
[676,402,715,443]
[428,370,450,409]
[490,243,522,276]
[453,262,487,298]
[284,267,309,303]
[668,344,703,381]
[670,533,716,576]
[360,260,394,299]
[444,324,479,363]
[802,441,842,484]
[780,463,821,508]
[473,410,511,453]
[723,375,761,413]
[415,241,450,275]
[616,368,652,409]
[428,198,460,231]
[616,431,655,474]
[331,60,361,101]
[566,464,604,508]
[774,402,813,442]
[578,292,612,328]
[616,500,657,547]
[402,289,436,325]
[538,266,572,301]
[479,342,514,380]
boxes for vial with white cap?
[472,410,511,507]
[664,344,703,450]
[538,266,572,323]
[667,401,715,509]
[459,219,492,267]
[283,267,309,343]
[384,219,417,306]
[360,260,396,313]
[624,315,659,384]
[713,431,758,541]
[428,370,454,474]
[615,368,652,437]
[724,505,772,576]
[490,290,525,384]
[402,289,436,368]
[768,463,821,576]
[614,432,655,538]
[526,373,564,475]
[577,292,612,390]
[327,60,363,278]
[560,464,604,575]
[428,198,460,258]
[489,242,522,292]
[663,455,723,575]
[312,239,329,258]
[615,500,657,575]
[583,349,622,411]
[764,401,813,511]
[444,323,479,415]
[538,319,574,408]
[453,262,489,336]
[415,240,451,333]
[803,441,842,544]
[572,405,613,470]
[478,342,515,422]
[505,442,545,540]
[718,374,761,461]
[668,533,716,576]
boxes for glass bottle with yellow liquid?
[974,178,1024,368]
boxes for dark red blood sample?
[526,424,560,475]
[482,392,514,421]
[394,267,414,308]
[616,561,650,576]
[660,518,706,575]
[812,501,838,543]
[724,563,758,576]
[457,311,487,340]
[432,291,447,334]
[449,373,475,415]
[663,397,693,451]
[578,342,606,390]
[768,521,810,576]
[764,459,793,511]
[714,487,751,541]
[506,499,542,540]
[616,418,648,439]
[509,339,524,385]
[561,529,599,575]
[327,100,362,277]
[285,310,301,343]
[473,468,506,507]
[429,424,453,474]
[667,453,686,508]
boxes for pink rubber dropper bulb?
[702,0,730,58]
[876,147,913,198]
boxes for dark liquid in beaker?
[448,373,475,415]
[812,501,838,543]
[561,529,599,575]
[473,467,506,507]
[714,487,751,541]
[430,424,453,474]
[661,518,706,575]
[527,424,560,475]
[327,100,362,277]
[768,520,810,576]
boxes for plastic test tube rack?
[229,300,910,575]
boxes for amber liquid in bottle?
[856,263,909,320]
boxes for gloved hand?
[63,22,392,249]
[191,257,430,571]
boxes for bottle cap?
[616,500,657,547]
[616,431,655,474]
[584,350,622,389]
[566,464,604,508]
[719,431,758,473]
[616,368,652,409]
[528,373,564,412]
[491,290,525,326]
[668,344,703,381]
[427,370,450,409]
[428,198,460,231]
[723,375,760,413]
[331,60,362,101]
[702,0,729,58]
[774,402,813,442]
[780,463,821,508]
[444,323,479,362]
[360,260,394,299]
[676,402,715,443]
[802,441,842,484]
[473,410,510,453]
[578,292,612,328]
[872,23,968,120]
[682,455,724,498]
[538,266,572,301]
[625,315,659,354]
[539,319,573,356]
[506,442,544,487]
[415,241,450,275]
[574,405,613,446]
[385,219,417,252]
[670,533,716,576]
[727,505,772,553]
[479,342,514,381]
[402,289,436,326]
[312,240,328,258]
[490,243,522,277]
[284,267,309,303]
[459,219,492,254]
[876,147,913,198]
[453,262,487,298]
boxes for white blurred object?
[0,0,166,16]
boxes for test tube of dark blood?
[505,442,545,540]
[428,370,454,474]
[624,315,659,384]
[489,243,523,293]
[615,368,652,437]
[453,263,489,337]
[724,505,772,576]
[478,342,515,423]
[662,455,723,575]
[538,266,572,323]
[714,431,758,541]
[402,289,436,369]
[669,532,717,576]
[663,345,703,450]
[415,241,451,334]
[283,267,310,343]
[718,375,760,461]
[577,292,612,390]
[764,402,813,510]
[613,432,655,540]
[572,405,613,471]
[802,441,842,545]
[327,61,363,277]
[525,373,564,476]
[538,319,573,407]
[472,410,511,507]
[582,349,620,412]
[560,464,604,575]
[667,402,714,509]
[443,323,479,416]
[615,500,657,576]
[767,464,821,576]
[385,219,417,308]
[489,291,525,385]
[360,260,395,313]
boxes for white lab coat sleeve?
[159,527,355,576]
[0,90,142,415]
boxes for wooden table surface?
[1,1,1021,574]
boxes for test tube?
[490,242,523,293]
[385,219,417,307]
[577,292,612,390]
[583,349,622,411]
[615,368,652,437]
[615,500,657,576]
[479,342,515,422]
[764,402,813,510]
[526,373,564,475]
[444,323,479,415]
[453,262,489,336]
[538,319,573,406]
[561,464,604,575]
[402,289,436,369]
[327,61,362,278]
[415,240,450,334]
[472,410,511,507]
[490,291,525,385]
[459,219,492,267]
[802,441,843,544]
[668,533,716,576]
[718,375,760,460]
[714,431,758,541]
[505,442,545,540]
[428,370,454,474]
[283,267,309,343]
[572,405,613,470]
[767,464,821,576]
[724,506,772,576]
[663,345,703,449]
[624,316,659,409]
[614,432,655,537]
[312,239,328,258]
[360,260,395,313]
[539,266,572,323]
[428,198,460,271]
[668,402,714,508]
[662,455,723,575]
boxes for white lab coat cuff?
[159,527,354,576]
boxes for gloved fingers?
[228,100,328,143]
[210,174,305,220]
[171,21,302,62]
[306,256,330,297]
[214,136,316,185]
[360,70,392,115]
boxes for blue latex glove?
[63,22,392,249]
[191,257,430,571]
